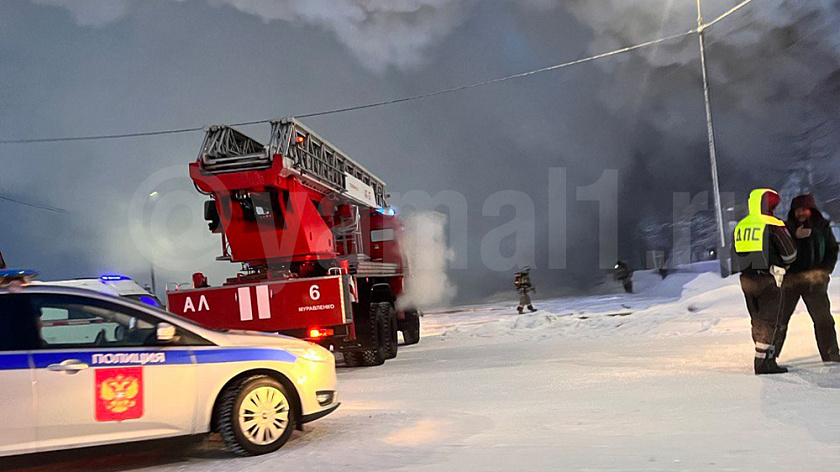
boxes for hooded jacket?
[731,189,797,273]
[785,194,838,273]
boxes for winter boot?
[517,306,524,314]
[528,305,537,313]
[754,343,787,375]
[754,356,788,375]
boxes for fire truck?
[166,118,420,366]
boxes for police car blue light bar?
[100,274,131,282]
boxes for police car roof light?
[100,274,131,282]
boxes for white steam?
[32,0,469,72]
[34,0,840,81]
[398,211,456,310]
[211,0,468,72]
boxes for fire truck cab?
[167,118,420,367]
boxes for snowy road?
[8,271,840,471]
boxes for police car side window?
[32,295,159,349]
[0,294,41,351]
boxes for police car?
[37,274,165,308]
[0,270,339,457]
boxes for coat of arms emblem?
[95,367,143,421]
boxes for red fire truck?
[166,118,420,366]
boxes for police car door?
[0,293,39,456]
[30,294,198,450]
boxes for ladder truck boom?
[167,118,421,367]
[198,118,386,208]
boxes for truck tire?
[378,302,398,360]
[344,303,387,367]
[342,351,363,367]
[343,303,395,367]
[401,311,421,346]
[216,375,296,456]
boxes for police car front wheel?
[217,375,296,456]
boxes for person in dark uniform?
[731,189,797,375]
[514,268,537,314]
[774,194,840,362]
[613,261,633,293]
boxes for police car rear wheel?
[217,376,295,456]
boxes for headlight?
[288,346,331,363]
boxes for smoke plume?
[398,211,457,310]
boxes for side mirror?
[156,322,177,344]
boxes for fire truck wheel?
[401,311,421,346]
[216,375,296,456]
[342,351,363,367]
[379,303,398,360]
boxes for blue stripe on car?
[0,348,296,370]
[193,348,297,364]
[0,353,30,370]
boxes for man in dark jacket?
[774,194,840,362]
[732,189,798,374]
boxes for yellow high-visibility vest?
[733,189,784,254]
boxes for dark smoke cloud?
[3,0,839,304]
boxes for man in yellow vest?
[731,189,797,375]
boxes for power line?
[705,0,756,30]
[0,31,694,144]
[297,30,697,119]
[0,193,69,213]
[0,126,205,145]
[0,2,757,145]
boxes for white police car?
[38,274,165,309]
[0,270,339,457]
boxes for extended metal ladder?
[269,118,386,207]
[196,118,387,208]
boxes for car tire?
[401,311,421,346]
[217,375,296,456]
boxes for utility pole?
[696,0,729,277]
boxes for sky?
[1,0,838,304]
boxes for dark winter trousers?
[740,272,784,361]
[775,270,840,361]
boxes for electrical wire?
[0,126,205,145]
[0,30,694,144]
[0,193,68,213]
[704,0,756,30]
[0,1,758,145]
[297,30,697,119]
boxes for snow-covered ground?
[11,269,840,471]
